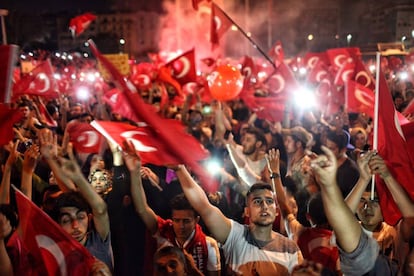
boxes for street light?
[347,34,352,46]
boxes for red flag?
[376,71,414,225]
[265,62,300,96]
[0,104,23,146]
[165,49,197,85]
[88,40,216,192]
[268,41,284,67]
[326,48,353,71]
[69,13,96,37]
[345,80,375,117]
[200,57,216,67]
[303,52,329,70]
[14,187,95,275]
[334,60,355,86]
[66,122,103,154]
[91,120,208,166]
[0,45,19,103]
[403,99,414,117]
[13,60,59,98]
[353,58,375,90]
[210,3,232,46]
[38,100,58,128]
[307,60,329,84]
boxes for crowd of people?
[0,48,414,276]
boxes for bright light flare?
[294,88,317,110]
[53,73,61,80]
[369,65,376,73]
[399,71,408,80]
[205,159,222,175]
[76,86,90,101]
[86,72,96,82]
[298,67,307,75]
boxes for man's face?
[90,171,110,195]
[241,133,258,155]
[356,192,383,230]
[154,254,186,276]
[58,207,89,245]
[171,209,198,241]
[19,106,31,118]
[284,135,298,154]
[353,133,366,150]
[325,139,341,160]
[245,189,277,227]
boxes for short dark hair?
[52,191,91,222]
[154,246,187,272]
[0,204,18,229]
[326,130,348,150]
[245,126,267,148]
[169,193,197,217]
[246,182,273,204]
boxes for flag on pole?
[375,70,414,225]
[69,13,96,37]
[14,186,95,275]
[210,3,232,47]
[165,48,197,85]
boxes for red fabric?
[297,228,339,273]
[306,60,329,84]
[88,40,216,192]
[376,71,414,225]
[303,52,329,70]
[210,3,232,47]
[403,99,414,116]
[69,13,96,36]
[334,60,354,86]
[157,217,209,274]
[268,41,284,67]
[0,104,22,146]
[240,55,256,83]
[13,60,59,98]
[91,120,207,165]
[165,48,197,86]
[192,0,211,10]
[14,188,95,275]
[0,45,19,103]
[353,58,375,90]
[345,80,375,117]
[38,100,58,127]
[326,48,353,71]
[67,122,103,154]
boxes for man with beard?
[173,163,303,275]
[226,126,268,188]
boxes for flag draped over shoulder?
[88,40,216,192]
[14,187,95,275]
[376,71,414,225]
[0,104,22,146]
[0,44,19,103]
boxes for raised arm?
[0,142,19,204]
[311,145,361,253]
[345,151,375,212]
[20,144,41,200]
[174,164,231,244]
[123,141,158,234]
[0,213,13,276]
[59,144,109,241]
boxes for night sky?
[1,0,114,13]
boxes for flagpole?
[371,51,381,200]
[214,3,276,69]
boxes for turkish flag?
[307,60,330,84]
[345,80,375,117]
[334,60,355,86]
[268,40,284,67]
[375,71,414,225]
[326,48,353,71]
[265,62,300,96]
[38,100,58,128]
[91,120,208,166]
[165,48,197,85]
[0,45,19,103]
[403,99,414,116]
[210,3,232,46]
[353,58,375,90]
[88,40,216,192]
[69,13,96,37]
[13,60,59,98]
[303,52,329,70]
[66,122,103,154]
[0,104,23,146]
[14,187,95,275]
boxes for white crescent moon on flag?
[355,88,374,106]
[307,57,319,69]
[37,73,51,93]
[274,45,282,56]
[137,74,151,86]
[242,67,252,78]
[121,131,157,152]
[78,131,99,147]
[175,57,190,79]
[214,16,222,31]
[355,71,372,87]
[36,235,67,276]
[183,82,197,94]
[315,71,327,82]
[270,74,285,94]
[341,69,354,83]
[334,54,347,68]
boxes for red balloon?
[207,65,244,101]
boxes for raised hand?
[310,145,337,188]
[22,144,40,173]
[266,148,280,174]
[368,153,391,179]
[122,140,142,173]
[356,151,376,181]
[38,128,58,160]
